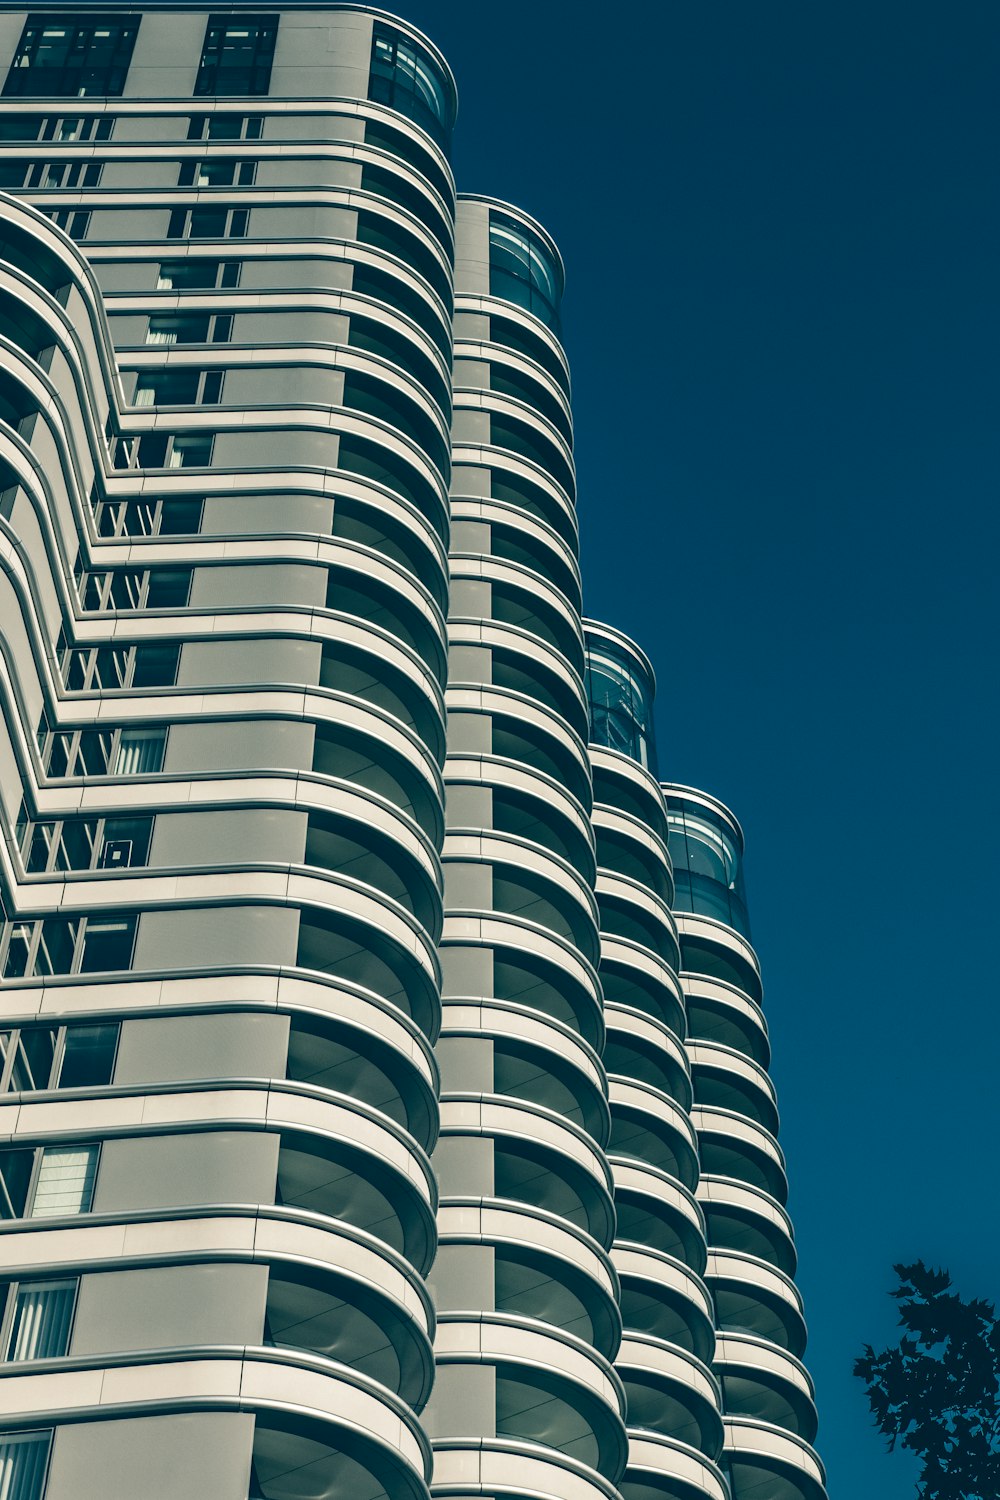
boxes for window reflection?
[489,213,561,332]
[585,634,657,774]
[667,799,750,939]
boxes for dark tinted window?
[3,14,138,97]
[195,14,277,97]
[368,26,451,150]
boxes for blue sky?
[402,1,1000,1494]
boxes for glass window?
[3,14,138,97]
[666,800,750,939]
[156,259,221,290]
[0,1430,51,1499]
[584,634,658,775]
[0,1150,33,1218]
[114,729,165,776]
[146,314,210,345]
[4,1279,76,1359]
[368,25,451,150]
[78,916,135,974]
[489,213,562,333]
[195,14,277,97]
[30,1144,97,1216]
[57,1023,118,1088]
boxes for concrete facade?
[0,7,827,1500]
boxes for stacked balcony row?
[0,50,460,1497]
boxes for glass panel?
[0,1430,51,1500]
[33,917,78,976]
[6,1280,75,1359]
[584,635,658,775]
[114,730,164,776]
[58,1023,119,1088]
[3,925,31,979]
[78,915,136,973]
[30,1145,97,1217]
[10,1027,55,1092]
[0,1150,33,1218]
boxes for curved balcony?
[682,976,769,1067]
[439,1094,614,1249]
[687,1039,778,1133]
[621,1430,730,1500]
[715,1332,818,1443]
[707,1248,807,1356]
[445,758,595,886]
[436,1197,619,1357]
[607,1079,700,1192]
[433,1439,620,1500]
[616,1332,723,1457]
[440,1001,608,1143]
[0,1346,432,1500]
[723,1417,828,1500]
[589,748,668,846]
[443,828,600,964]
[691,1106,788,1203]
[613,1243,715,1362]
[604,1003,692,1112]
[611,1159,707,1274]
[599,934,687,1040]
[435,1311,626,1476]
[697,1176,796,1279]
[439,911,603,1051]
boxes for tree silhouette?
[855,1261,1000,1499]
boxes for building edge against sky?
[0,5,827,1500]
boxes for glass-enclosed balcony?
[665,790,751,940]
[584,624,658,776]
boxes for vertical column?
[666,787,828,1500]
[429,198,626,1500]
[585,625,728,1500]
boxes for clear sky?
[400,1,1000,1495]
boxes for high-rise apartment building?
[0,7,827,1500]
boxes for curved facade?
[0,7,825,1500]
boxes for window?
[114,728,165,776]
[24,158,101,188]
[157,258,240,291]
[187,113,263,141]
[166,205,249,240]
[0,1430,52,1499]
[37,714,165,779]
[177,158,255,187]
[31,1146,98,1215]
[43,207,90,240]
[58,639,179,691]
[167,433,213,468]
[0,908,136,979]
[195,15,277,97]
[0,1144,98,1217]
[77,564,192,609]
[368,26,451,149]
[1,1279,76,1359]
[4,14,138,97]
[146,313,209,346]
[91,494,203,538]
[489,213,562,332]
[133,369,222,407]
[15,801,153,872]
